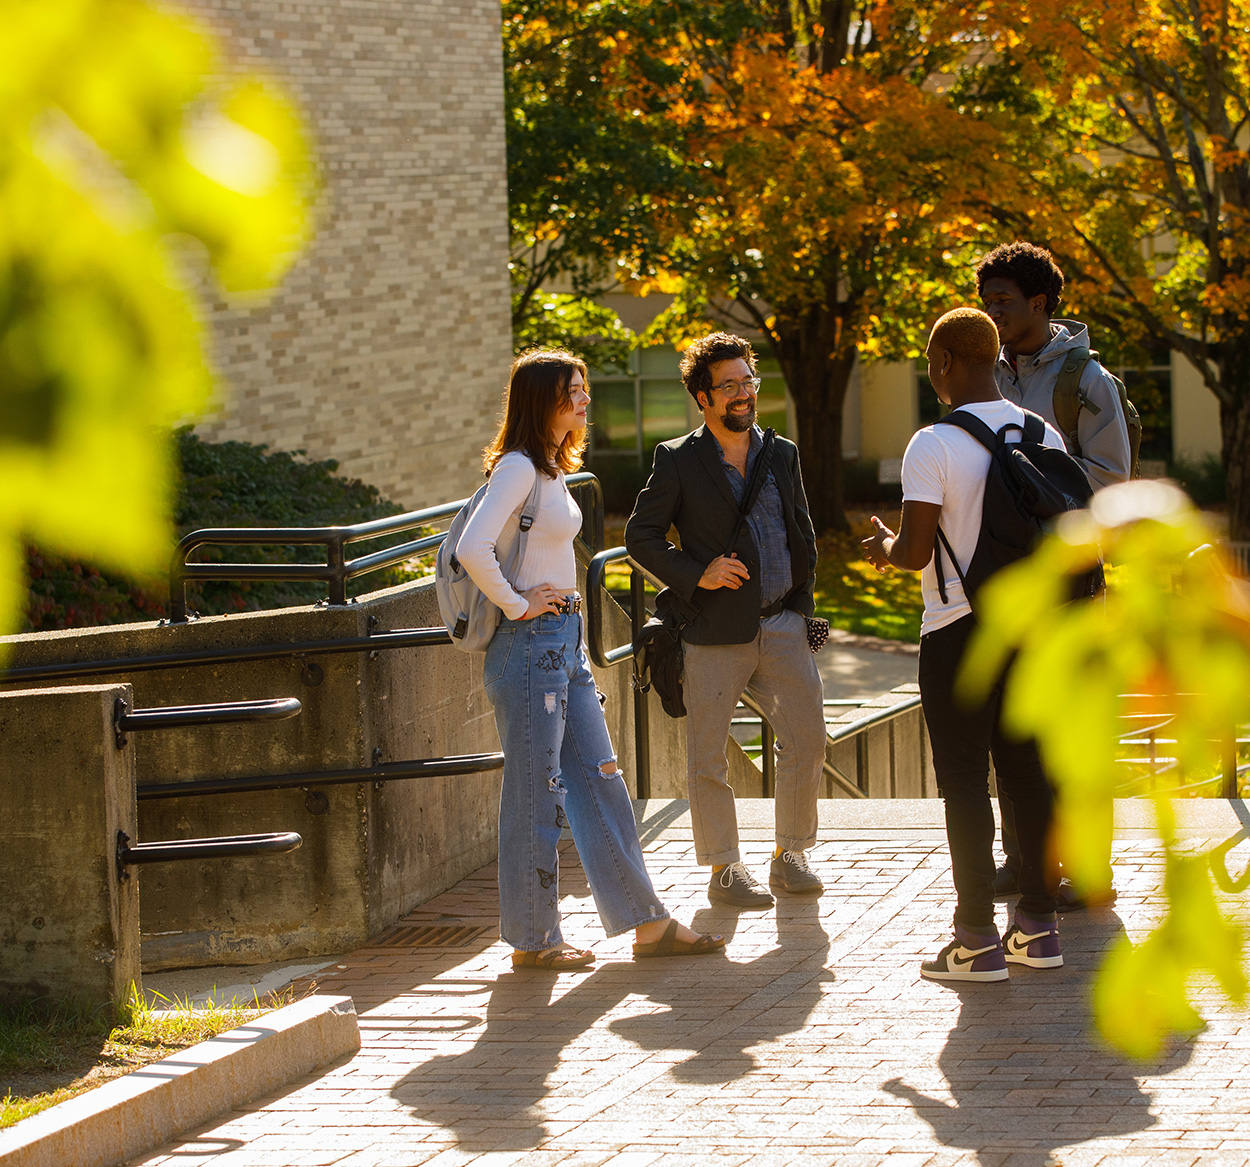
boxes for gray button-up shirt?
[711,425,792,608]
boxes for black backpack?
[934,409,1102,605]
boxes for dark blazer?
[624,426,817,645]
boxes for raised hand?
[861,516,896,572]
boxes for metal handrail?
[738,690,868,800]
[116,830,302,877]
[1,627,450,685]
[585,546,673,798]
[137,752,505,800]
[113,696,301,747]
[826,696,923,747]
[168,472,604,622]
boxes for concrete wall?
[2,589,503,970]
[825,684,935,799]
[182,0,513,508]
[0,570,711,971]
[0,685,140,1008]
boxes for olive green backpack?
[1053,348,1142,479]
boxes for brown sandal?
[632,919,727,959]
[511,945,596,970]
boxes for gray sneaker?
[708,861,775,909]
[769,849,824,895]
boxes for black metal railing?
[585,546,662,797]
[116,829,302,881]
[137,752,505,800]
[1,624,450,686]
[167,473,604,622]
[1114,705,1248,799]
[113,696,301,747]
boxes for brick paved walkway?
[130,801,1250,1167]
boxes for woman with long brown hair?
[457,348,725,969]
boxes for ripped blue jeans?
[484,609,669,950]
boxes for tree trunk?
[769,307,858,535]
[1218,364,1250,544]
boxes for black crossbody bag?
[632,429,776,718]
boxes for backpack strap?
[518,474,542,532]
[485,470,545,578]
[932,408,1029,604]
[1053,348,1099,453]
[933,525,966,605]
[1021,411,1046,444]
[935,408,1002,452]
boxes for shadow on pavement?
[883,907,1197,1165]
[393,897,830,1152]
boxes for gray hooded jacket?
[994,319,1132,490]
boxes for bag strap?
[1021,411,1046,444]
[495,472,545,585]
[723,428,776,556]
[1053,348,1095,451]
[657,428,777,635]
[933,524,966,605]
[936,408,1005,452]
[518,473,542,531]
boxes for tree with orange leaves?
[630,1,1022,532]
[969,0,1250,540]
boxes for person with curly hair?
[976,241,1127,910]
[625,332,826,911]
[976,241,1131,488]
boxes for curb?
[0,993,360,1167]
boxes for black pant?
[919,614,1055,928]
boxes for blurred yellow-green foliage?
[0,0,312,634]
[962,480,1250,1059]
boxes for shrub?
[21,430,422,631]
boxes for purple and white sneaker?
[920,925,1008,983]
[1003,910,1063,969]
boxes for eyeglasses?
[710,376,762,398]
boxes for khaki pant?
[682,609,825,866]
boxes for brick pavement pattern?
[130,811,1250,1167]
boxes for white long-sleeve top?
[455,450,582,620]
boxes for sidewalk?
[127,799,1250,1167]
[816,628,918,703]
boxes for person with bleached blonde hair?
[861,308,1068,983]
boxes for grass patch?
[0,985,292,1129]
[813,510,923,643]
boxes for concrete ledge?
[0,994,360,1167]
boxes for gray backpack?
[435,474,542,652]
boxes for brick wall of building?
[182,0,512,509]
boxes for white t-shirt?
[455,450,582,620]
[901,400,1066,635]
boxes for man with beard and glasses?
[625,332,826,910]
